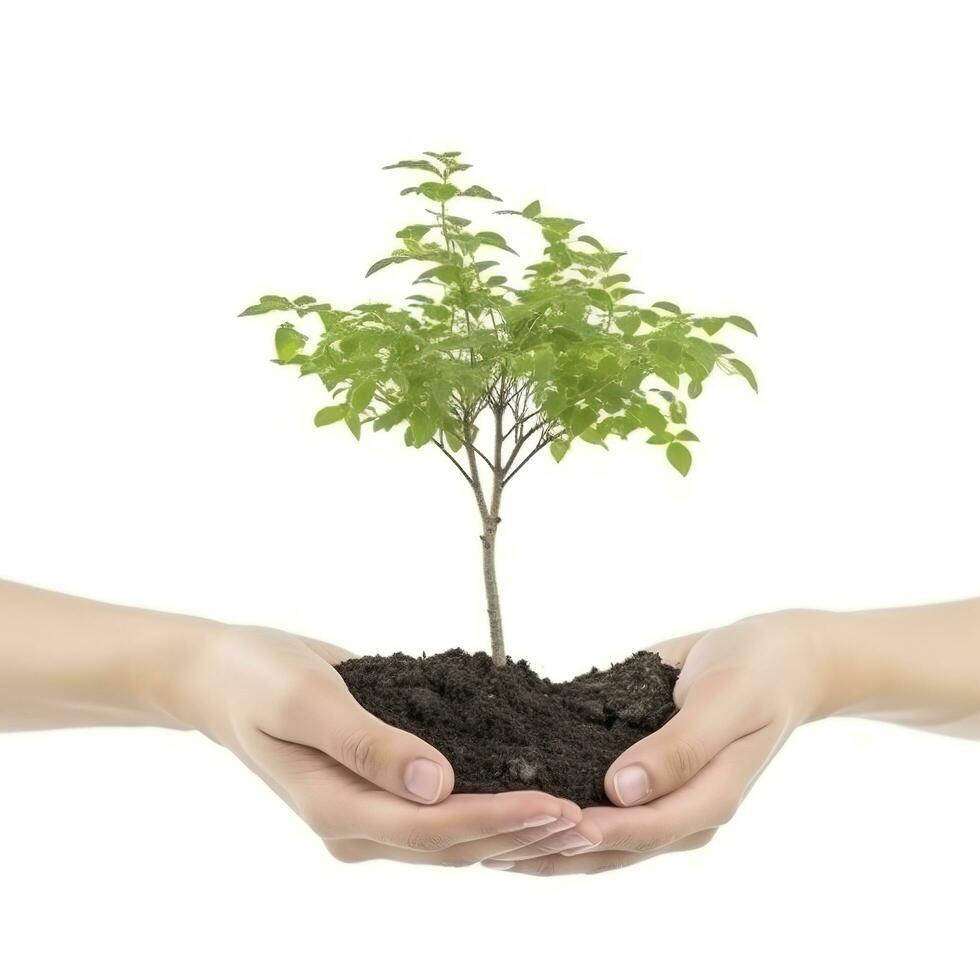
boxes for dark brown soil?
[336,649,678,807]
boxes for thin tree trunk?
[481,515,506,666]
[463,399,508,667]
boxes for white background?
[1,1,978,977]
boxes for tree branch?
[464,439,491,523]
[503,432,554,486]
[502,420,547,474]
[504,407,541,441]
[432,437,473,486]
[489,401,504,519]
[471,444,495,472]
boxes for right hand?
[178,624,589,866]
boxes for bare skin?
[4,581,977,874]
[475,601,980,874]
[0,580,591,865]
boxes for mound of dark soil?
[336,649,678,807]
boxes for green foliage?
[241,152,757,483]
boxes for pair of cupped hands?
[184,613,819,875]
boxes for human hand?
[484,611,828,875]
[180,625,587,866]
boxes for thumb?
[642,629,710,670]
[604,675,760,806]
[277,670,455,804]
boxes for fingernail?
[613,764,650,805]
[523,815,575,830]
[484,860,515,871]
[523,814,561,827]
[545,817,576,832]
[404,759,443,802]
[556,831,592,851]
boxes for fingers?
[604,671,771,806]
[307,782,583,852]
[595,725,777,852]
[325,813,583,867]
[295,634,356,667]
[487,726,777,875]
[475,812,604,861]
[271,669,455,804]
[642,630,709,670]
[492,831,717,876]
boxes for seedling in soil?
[241,151,757,668]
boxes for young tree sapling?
[241,151,757,668]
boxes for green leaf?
[345,411,362,440]
[350,380,377,413]
[396,224,432,240]
[417,264,461,285]
[459,185,501,201]
[727,357,758,392]
[675,429,700,442]
[292,295,317,306]
[566,405,598,437]
[666,441,692,476]
[383,159,443,176]
[522,200,542,218]
[418,182,458,202]
[533,349,556,381]
[274,325,307,363]
[474,231,517,254]
[627,403,667,433]
[542,391,567,419]
[550,440,570,462]
[586,288,613,310]
[652,301,681,314]
[618,312,641,337]
[577,235,604,250]
[374,402,410,431]
[536,216,583,238]
[411,412,438,446]
[696,316,726,336]
[314,405,347,427]
[423,303,451,321]
[579,426,606,446]
[726,315,757,335]
[444,429,463,453]
[239,295,293,316]
[366,256,397,277]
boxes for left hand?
[482,612,829,875]
[183,624,595,868]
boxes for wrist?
[777,608,875,721]
[742,608,850,723]
[129,613,224,730]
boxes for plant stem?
[464,412,507,667]
[481,512,506,667]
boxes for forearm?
[804,599,980,737]
[0,580,212,731]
